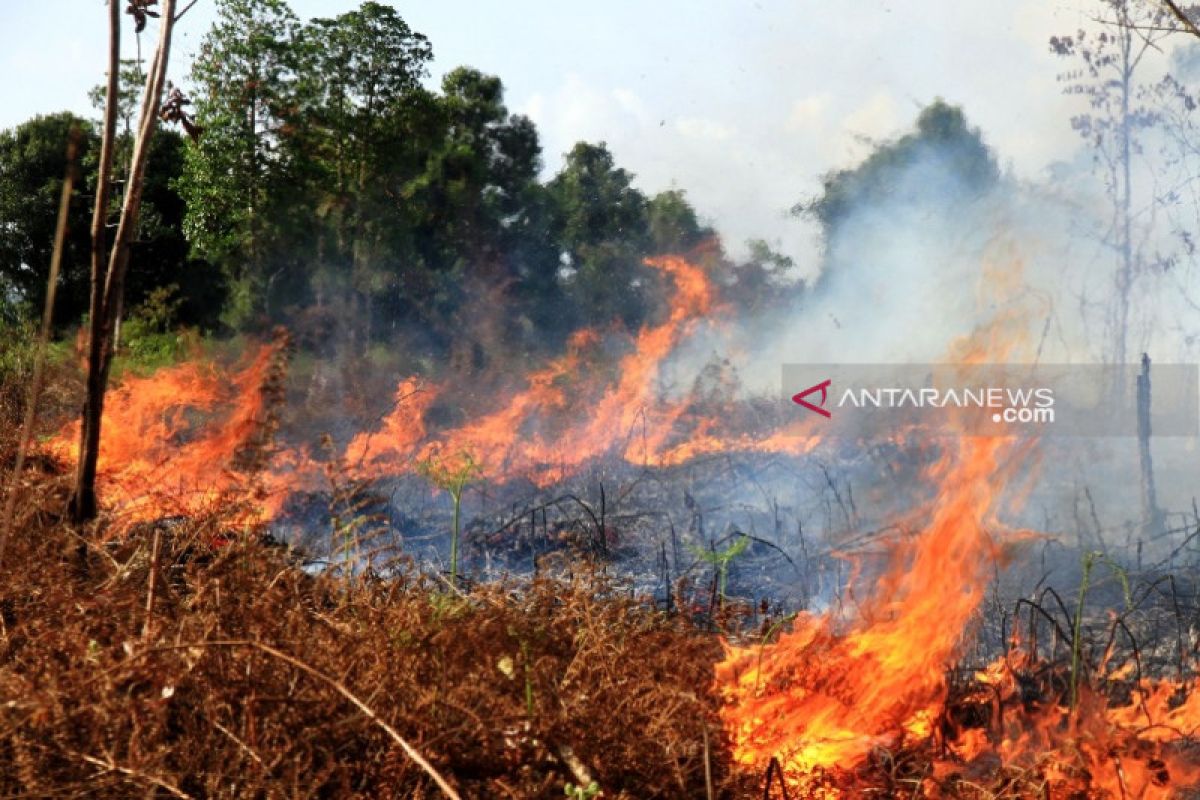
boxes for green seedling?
[1069,550,1132,710]
[564,781,600,799]
[418,451,480,587]
[690,534,751,601]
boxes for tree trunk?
[69,0,122,522]
[1137,353,1164,537]
[70,0,179,522]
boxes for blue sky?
[0,0,1134,269]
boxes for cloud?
[674,116,735,142]
[519,73,651,168]
[785,94,832,133]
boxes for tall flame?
[713,247,1200,795]
[48,342,283,531]
[715,435,1011,778]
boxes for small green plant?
[114,284,194,374]
[564,781,600,799]
[689,534,751,602]
[418,451,480,587]
[1069,550,1132,710]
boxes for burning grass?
[5,431,1200,798]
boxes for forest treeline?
[0,0,799,362]
[0,0,1001,366]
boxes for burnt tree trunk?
[1137,353,1164,538]
[70,0,179,522]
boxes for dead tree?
[69,0,180,521]
[1137,353,1165,538]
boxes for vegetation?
[0,0,795,362]
[0,477,747,798]
[4,0,1200,797]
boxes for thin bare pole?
[70,0,122,522]
[0,130,82,561]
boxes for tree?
[547,141,652,328]
[292,2,434,348]
[647,189,711,253]
[1161,0,1200,38]
[1051,2,1175,368]
[802,100,998,239]
[71,0,183,521]
[177,0,301,327]
[0,114,98,326]
[410,68,559,352]
[725,239,801,314]
[88,59,147,136]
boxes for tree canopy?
[0,0,797,356]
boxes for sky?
[0,0,1137,272]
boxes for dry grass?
[0,458,756,798]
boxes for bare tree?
[69,0,181,521]
[1051,1,1175,371]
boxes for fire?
[50,255,825,524]
[48,340,287,532]
[341,254,810,485]
[713,246,1200,796]
[35,239,1200,794]
[715,435,1011,780]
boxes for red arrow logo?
[792,379,832,418]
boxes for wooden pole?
[1137,353,1164,538]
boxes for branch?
[128,639,464,799]
[1163,0,1200,38]
[0,129,81,563]
[174,0,201,21]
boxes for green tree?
[0,113,97,326]
[647,188,711,253]
[177,0,302,327]
[726,239,800,314]
[0,113,221,332]
[295,2,434,347]
[802,100,998,238]
[410,68,559,350]
[88,59,147,137]
[547,141,652,328]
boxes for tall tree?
[410,68,559,351]
[88,59,147,137]
[547,141,652,328]
[295,2,433,347]
[801,100,998,242]
[177,0,300,326]
[1051,2,1173,368]
[0,114,97,325]
[647,189,711,253]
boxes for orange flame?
[713,245,1200,795]
[51,255,824,525]
[715,435,1011,780]
[48,343,282,532]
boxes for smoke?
[654,103,1200,551]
